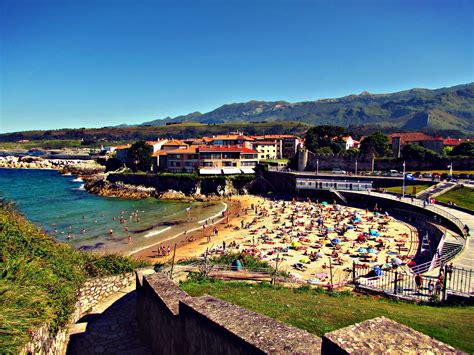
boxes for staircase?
[330,189,347,204]
[417,182,456,201]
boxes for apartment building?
[209,134,253,149]
[252,134,301,158]
[252,141,278,160]
[165,145,258,174]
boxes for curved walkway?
[66,284,151,355]
[347,190,473,270]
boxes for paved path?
[66,285,151,355]
[347,190,473,270]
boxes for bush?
[0,205,149,352]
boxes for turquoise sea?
[0,168,225,253]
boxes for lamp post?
[316,159,319,175]
[449,163,453,179]
[402,161,406,198]
[355,160,358,176]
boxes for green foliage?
[305,125,347,153]
[401,144,440,161]
[360,131,390,157]
[209,252,272,270]
[126,140,153,172]
[0,205,149,352]
[449,141,474,157]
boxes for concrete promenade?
[347,190,473,270]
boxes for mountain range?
[142,83,474,134]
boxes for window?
[241,161,256,167]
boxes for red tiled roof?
[199,145,257,153]
[252,134,297,139]
[388,133,442,144]
[146,139,167,146]
[162,139,185,146]
[114,144,131,150]
[443,138,469,146]
[252,141,278,145]
[210,135,253,141]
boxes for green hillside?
[143,83,474,134]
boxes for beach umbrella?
[299,257,309,263]
[391,257,403,265]
[291,240,301,248]
[321,201,328,205]
[332,238,340,243]
[358,247,367,253]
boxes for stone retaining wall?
[321,317,457,354]
[21,272,136,355]
[136,272,322,354]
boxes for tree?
[401,144,439,161]
[126,140,153,172]
[360,132,389,157]
[449,141,474,157]
[305,125,346,153]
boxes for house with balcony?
[252,141,278,160]
[251,134,301,158]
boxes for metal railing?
[354,263,473,301]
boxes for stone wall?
[300,149,474,172]
[137,273,458,354]
[136,272,322,354]
[108,173,252,196]
[321,317,457,354]
[21,272,136,355]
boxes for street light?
[316,159,319,175]
[355,160,358,176]
[402,161,406,198]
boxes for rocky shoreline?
[84,178,223,202]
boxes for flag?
[405,173,414,181]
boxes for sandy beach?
[134,195,419,284]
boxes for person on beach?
[415,273,422,292]
[231,255,245,272]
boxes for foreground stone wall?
[322,317,457,354]
[136,272,322,354]
[137,273,458,354]
[21,272,136,355]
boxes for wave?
[144,226,172,238]
[73,184,85,191]
[72,177,83,182]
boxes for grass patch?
[0,139,99,150]
[180,280,474,352]
[436,186,474,211]
[385,184,431,196]
[0,201,149,352]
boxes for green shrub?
[0,205,150,352]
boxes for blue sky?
[1,0,473,133]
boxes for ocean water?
[0,168,225,253]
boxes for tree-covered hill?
[143,83,474,134]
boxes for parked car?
[389,170,402,177]
[422,172,432,178]
[332,168,346,174]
